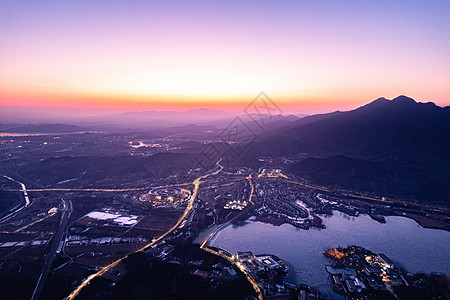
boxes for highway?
[4,182,192,193]
[246,174,255,205]
[65,160,224,300]
[13,209,57,233]
[31,198,72,300]
[3,175,31,207]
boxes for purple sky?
[0,0,449,120]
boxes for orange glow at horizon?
[0,0,449,116]
[1,90,449,117]
[1,86,449,115]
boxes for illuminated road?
[13,209,57,233]
[3,175,31,207]
[0,175,31,223]
[6,184,186,193]
[3,180,222,195]
[65,160,223,300]
[246,174,254,205]
[31,198,72,300]
[201,245,264,300]
[198,172,263,300]
[196,173,255,247]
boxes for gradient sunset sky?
[0,0,449,118]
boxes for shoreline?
[207,211,450,247]
[207,213,450,297]
[399,213,449,232]
[255,209,449,232]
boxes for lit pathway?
[199,172,264,300]
[65,160,223,300]
[0,175,31,223]
[3,175,30,206]
[13,209,57,233]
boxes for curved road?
[65,160,224,300]
[199,173,264,300]
[0,175,31,223]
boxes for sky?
[0,0,449,120]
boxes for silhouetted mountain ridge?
[239,96,450,202]
[79,109,237,128]
[251,95,450,167]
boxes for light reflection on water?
[0,131,98,137]
[211,212,450,299]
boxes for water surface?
[211,212,450,299]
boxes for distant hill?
[251,96,450,167]
[166,124,217,133]
[79,109,237,128]
[286,155,450,202]
[164,124,219,138]
[78,109,300,131]
[200,113,300,130]
[268,111,342,133]
[241,96,450,202]
[0,123,87,133]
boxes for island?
[324,246,449,299]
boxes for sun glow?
[0,0,449,117]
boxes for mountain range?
[4,95,449,202]
[79,109,238,128]
[242,96,450,202]
[251,96,450,166]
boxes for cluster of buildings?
[252,181,329,229]
[325,246,409,297]
[0,239,49,248]
[257,168,288,179]
[139,187,189,207]
[235,251,289,297]
[65,235,146,246]
[264,198,307,219]
[224,199,248,210]
[146,244,241,283]
[191,264,239,281]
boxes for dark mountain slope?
[239,96,450,202]
[287,156,450,202]
[251,96,450,167]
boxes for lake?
[211,212,450,299]
[0,133,48,137]
[0,131,99,137]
